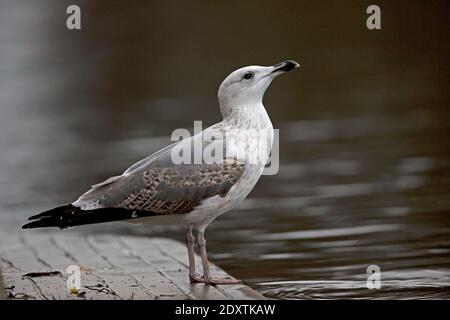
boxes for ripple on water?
[256,269,450,299]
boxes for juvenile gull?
[23,60,300,284]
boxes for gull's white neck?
[221,102,273,131]
[220,102,274,167]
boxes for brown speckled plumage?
[115,158,245,214]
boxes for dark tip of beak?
[272,60,300,73]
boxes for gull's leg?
[185,225,202,283]
[196,227,241,285]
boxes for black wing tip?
[22,222,45,229]
[23,204,162,230]
[22,223,31,229]
[22,221,51,229]
[22,218,65,230]
[23,204,76,230]
[27,203,74,221]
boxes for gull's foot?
[189,273,241,285]
[189,272,204,283]
[205,277,242,285]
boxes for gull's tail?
[22,204,160,229]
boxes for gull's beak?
[269,60,300,76]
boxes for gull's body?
[23,60,299,284]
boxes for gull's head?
[218,60,300,115]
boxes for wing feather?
[73,123,246,215]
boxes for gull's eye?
[243,72,253,80]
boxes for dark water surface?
[0,1,449,299]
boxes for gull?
[23,60,300,284]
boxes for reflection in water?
[0,1,449,299]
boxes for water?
[0,1,449,299]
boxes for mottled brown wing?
[74,123,246,215]
[76,158,245,215]
[116,158,245,214]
